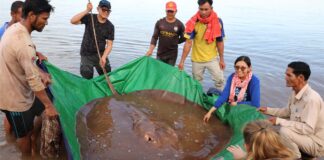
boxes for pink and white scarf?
[228,72,252,102]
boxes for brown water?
[76,90,232,160]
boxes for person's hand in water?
[203,107,216,123]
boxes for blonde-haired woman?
[227,120,295,160]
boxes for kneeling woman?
[204,56,260,122]
[227,120,294,160]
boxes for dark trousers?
[80,55,111,79]
[157,55,177,66]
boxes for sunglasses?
[234,65,247,71]
[166,10,175,13]
[101,8,111,13]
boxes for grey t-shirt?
[80,14,114,56]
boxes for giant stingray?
[76,90,232,160]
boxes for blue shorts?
[2,98,45,138]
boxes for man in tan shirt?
[259,61,324,158]
[0,0,57,156]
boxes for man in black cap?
[71,0,114,79]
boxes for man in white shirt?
[259,61,324,158]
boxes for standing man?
[178,0,225,91]
[145,1,185,66]
[0,0,58,156]
[1,0,48,136]
[0,0,24,135]
[259,61,324,158]
[0,0,47,61]
[0,1,24,40]
[71,0,114,79]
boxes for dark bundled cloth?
[207,87,222,96]
[40,114,62,159]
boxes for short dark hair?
[11,1,24,13]
[288,61,311,81]
[198,0,213,6]
[235,56,251,67]
[23,0,54,18]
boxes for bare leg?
[17,131,32,156]
[3,117,12,135]
[31,116,42,156]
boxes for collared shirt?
[267,84,324,147]
[0,23,45,112]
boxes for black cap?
[99,0,111,9]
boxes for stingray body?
[76,90,232,160]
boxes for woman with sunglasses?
[203,56,260,123]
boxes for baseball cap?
[166,1,177,11]
[99,0,111,9]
